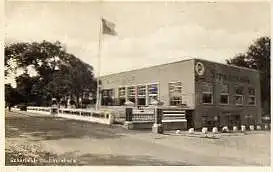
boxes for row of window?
[117,84,158,97]
[102,83,159,106]
[101,82,257,106]
[200,83,256,105]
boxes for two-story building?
[99,58,262,129]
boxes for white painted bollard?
[256,125,261,130]
[176,130,181,134]
[212,127,218,134]
[188,128,194,134]
[222,126,229,133]
[241,125,246,132]
[264,124,269,130]
[249,125,255,131]
[202,127,208,134]
[233,126,238,132]
[108,114,114,125]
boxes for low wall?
[57,108,113,125]
[27,106,51,115]
[25,106,114,125]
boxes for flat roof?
[100,57,259,78]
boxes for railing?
[132,109,154,122]
[57,108,114,125]
[162,109,187,122]
[27,106,51,114]
[124,106,189,130]
[125,107,188,123]
[25,106,114,125]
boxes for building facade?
[99,59,262,129]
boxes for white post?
[188,128,194,134]
[212,127,218,134]
[202,127,208,136]
[241,125,246,132]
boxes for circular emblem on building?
[195,62,205,75]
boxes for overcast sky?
[5,1,270,76]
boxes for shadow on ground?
[5,111,136,141]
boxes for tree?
[5,41,97,107]
[226,36,270,115]
[5,84,22,107]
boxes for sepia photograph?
[4,1,271,166]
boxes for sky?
[5,1,270,78]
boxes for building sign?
[195,62,205,75]
[104,76,136,85]
[211,70,250,84]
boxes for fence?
[27,106,51,115]
[132,109,154,122]
[25,106,114,125]
[162,109,187,122]
[160,108,187,130]
[124,107,187,130]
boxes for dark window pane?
[220,95,228,104]
[202,93,212,104]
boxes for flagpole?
[96,16,103,111]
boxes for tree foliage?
[226,36,270,115]
[5,84,22,107]
[5,41,97,107]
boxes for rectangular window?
[248,88,256,105]
[148,83,159,104]
[248,88,255,95]
[118,87,126,105]
[127,86,136,97]
[234,95,243,105]
[202,93,213,104]
[137,85,146,106]
[220,84,229,104]
[127,86,136,104]
[220,95,229,104]
[200,82,213,104]
[234,86,244,105]
[169,82,182,106]
[248,97,256,105]
[148,84,158,95]
[118,87,126,97]
[102,89,114,98]
[101,89,114,106]
[137,85,146,97]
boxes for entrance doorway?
[185,110,194,129]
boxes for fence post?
[124,107,133,129]
[152,107,164,134]
[125,107,133,122]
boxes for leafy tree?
[5,84,22,107]
[226,36,270,115]
[5,41,97,107]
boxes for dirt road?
[5,110,270,166]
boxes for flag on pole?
[96,17,117,111]
[102,18,117,36]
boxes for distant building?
[99,58,262,128]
